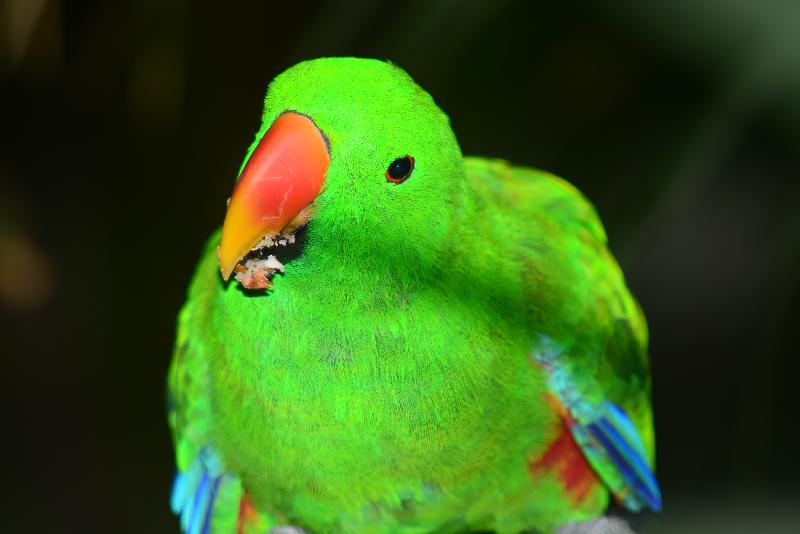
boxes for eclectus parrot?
[168,57,661,534]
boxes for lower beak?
[217,112,330,280]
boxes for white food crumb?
[263,255,285,272]
[232,205,311,289]
[254,233,277,249]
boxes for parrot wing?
[533,336,663,513]
[167,233,255,534]
[465,157,662,513]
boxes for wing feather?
[467,158,661,513]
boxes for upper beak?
[217,112,330,280]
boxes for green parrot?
[168,57,660,534]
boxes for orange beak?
[217,112,330,280]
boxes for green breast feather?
[168,57,660,534]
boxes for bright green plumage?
[168,58,657,534]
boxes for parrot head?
[217,57,465,289]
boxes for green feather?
[169,57,656,533]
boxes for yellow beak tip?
[217,246,233,281]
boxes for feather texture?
[170,448,251,534]
[534,338,661,512]
[168,58,660,533]
[171,448,224,534]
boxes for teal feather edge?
[171,447,227,534]
[533,335,662,512]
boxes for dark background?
[2,1,799,532]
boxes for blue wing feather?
[534,336,662,512]
[587,406,662,511]
[200,477,221,534]
[172,448,227,534]
[188,473,210,534]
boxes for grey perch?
[555,517,637,534]
[267,517,637,534]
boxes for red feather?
[237,494,261,534]
[527,397,600,503]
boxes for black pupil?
[388,157,412,180]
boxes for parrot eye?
[386,156,415,184]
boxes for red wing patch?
[237,494,262,534]
[527,404,600,503]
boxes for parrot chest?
[209,281,555,523]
